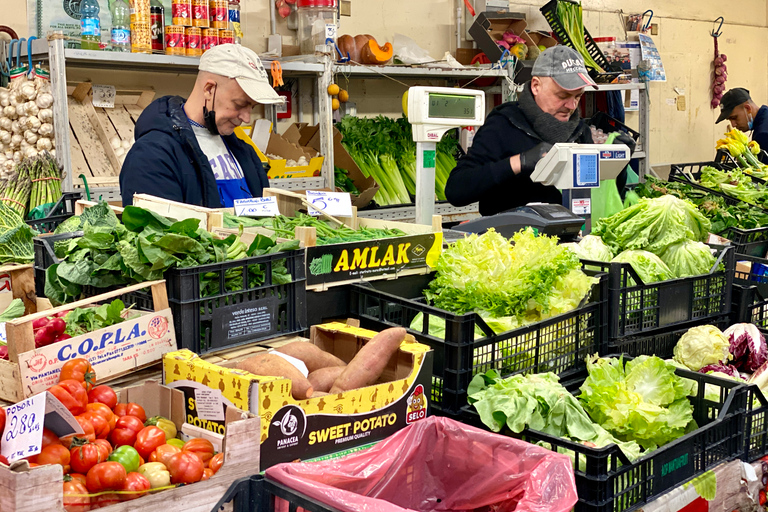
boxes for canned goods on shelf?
[201,27,219,51]
[165,25,186,55]
[193,0,210,27]
[130,22,152,53]
[129,0,151,23]
[172,0,193,26]
[219,29,233,44]
[209,0,228,28]
[186,27,202,56]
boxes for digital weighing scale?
[453,142,631,239]
[407,86,486,225]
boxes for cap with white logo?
[531,45,598,91]
[199,44,285,104]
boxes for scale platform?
[451,204,584,240]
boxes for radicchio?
[698,363,742,379]
[723,323,768,372]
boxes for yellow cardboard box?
[163,322,433,469]
[266,124,324,179]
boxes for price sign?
[234,197,281,217]
[305,190,353,218]
[92,84,116,108]
[2,393,45,462]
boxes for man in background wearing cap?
[121,44,284,207]
[716,88,768,163]
[445,46,634,216]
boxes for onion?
[720,54,727,62]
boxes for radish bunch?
[711,37,727,109]
[33,310,71,348]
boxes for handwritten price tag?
[305,190,353,217]
[234,197,281,217]
[2,392,45,462]
[92,84,116,108]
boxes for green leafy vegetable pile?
[45,202,299,305]
[699,166,768,208]
[223,212,407,246]
[424,228,596,330]
[64,299,139,337]
[0,202,36,264]
[0,299,25,323]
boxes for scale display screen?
[428,93,476,119]
[575,153,599,187]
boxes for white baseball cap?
[199,44,285,104]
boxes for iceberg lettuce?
[660,240,716,278]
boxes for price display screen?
[576,153,599,186]
[428,93,476,119]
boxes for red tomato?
[183,438,215,464]
[60,416,96,449]
[62,478,91,512]
[36,443,71,473]
[60,358,96,391]
[121,472,151,501]
[70,440,107,474]
[87,385,117,410]
[109,415,144,448]
[134,426,166,460]
[209,452,224,474]
[91,493,121,508]
[201,467,215,481]
[93,439,113,459]
[69,473,88,486]
[149,444,181,468]
[86,403,116,431]
[41,427,61,449]
[167,451,204,484]
[113,402,146,422]
[49,380,88,416]
[80,412,110,439]
[86,461,127,492]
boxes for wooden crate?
[0,264,37,317]
[67,83,155,189]
[132,193,224,231]
[0,380,261,512]
[0,281,175,403]
[73,199,125,215]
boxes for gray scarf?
[517,83,582,144]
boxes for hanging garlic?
[35,92,53,109]
[38,108,52,123]
[20,140,29,151]
[49,148,56,159]
[0,130,10,145]
[23,146,38,159]
[3,159,14,171]
[0,89,9,107]
[27,116,41,131]
[0,118,10,131]
[38,123,53,137]
[17,116,29,131]
[36,137,52,151]
[12,151,22,163]
[24,101,39,117]
[24,130,38,145]
[10,120,20,134]
[10,134,22,148]
[3,105,17,119]
[20,82,37,101]
[15,104,25,117]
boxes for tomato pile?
[0,358,224,511]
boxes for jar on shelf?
[297,0,338,55]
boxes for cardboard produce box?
[163,321,434,469]
[0,380,260,512]
[526,30,557,50]
[266,124,324,179]
[468,12,534,63]
[0,281,176,402]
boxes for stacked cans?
[129,0,152,53]
[165,0,236,55]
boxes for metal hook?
[711,17,724,37]
[641,10,653,32]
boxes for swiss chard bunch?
[64,299,138,337]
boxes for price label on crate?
[234,197,281,217]
[306,190,353,217]
[92,84,116,108]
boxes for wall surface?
[3,0,768,165]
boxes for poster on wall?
[615,41,642,111]
[27,0,113,48]
[638,33,666,82]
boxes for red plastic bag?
[265,416,578,512]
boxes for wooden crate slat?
[68,97,115,178]
[107,105,137,141]
[125,104,145,123]
[68,125,93,178]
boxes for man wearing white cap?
[121,44,284,207]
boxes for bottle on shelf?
[150,0,166,53]
[111,0,131,52]
[297,0,338,55]
[79,0,102,50]
[228,0,242,44]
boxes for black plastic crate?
[731,257,768,328]
[669,161,768,206]
[540,0,621,83]
[450,356,765,512]
[582,245,734,340]
[605,316,731,358]
[589,111,640,142]
[34,232,308,354]
[26,192,82,234]
[214,474,341,512]
[349,271,607,415]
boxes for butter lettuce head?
[660,240,716,278]
[563,235,613,262]
[673,325,732,371]
[594,195,711,255]
[611,250,674,284]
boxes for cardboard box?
[258,189,443,290]
[468,12,534,63]
[266,124,325,179]
[0,380,260,512]
[304,124,379,209]
[454,48,482,66]
[0,281,177,402]
[163,321,434,469]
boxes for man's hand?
[612,132,636,156]
[517,142,553,176]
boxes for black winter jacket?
[752,106,768,164]
[445,101,593,216]
[120,95,269,207]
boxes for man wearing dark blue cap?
[445,45,634,216]
[716,88,768,163]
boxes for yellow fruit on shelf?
[402,90,409,117]
[332,98,340,111]
[339,89,349,103]
[327,83,340,95]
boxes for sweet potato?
[329,327,406,394]
[236,353,314,400]
[308,366,346,393]
[274,341,346,372]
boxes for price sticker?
[305,190,353,217]
[193,388,225,422]
[234,196,281,217]
[2,393,46,462]
[92,84,116,108]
